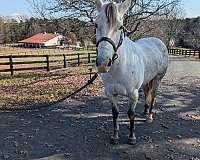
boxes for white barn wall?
[44,35,63,47]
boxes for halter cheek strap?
[96,28,124,64]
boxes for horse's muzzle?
[96,58,112,73]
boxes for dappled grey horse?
[95,0,168,144]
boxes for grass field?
[0,44,95,55]
[0,46,99,109]
[0,65,103,110]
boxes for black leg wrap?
[112,107,119,120]
[144,104,149,110]
[149,100,155,114]
[149,107,153,114]
[144,104,149,114]
[127,108,135,119]
[127,109,136,138]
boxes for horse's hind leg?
[143,80,153,116]
[144,78,160,123]
[144,67,167,122]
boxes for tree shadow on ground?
[0,79,199,160]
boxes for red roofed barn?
[18,32,63,48]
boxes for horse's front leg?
[108,94,119,144]
[127,89,139,144]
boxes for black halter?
[96,26,124,64]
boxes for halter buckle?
[112,53,118,63]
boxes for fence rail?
[168,48,200,59]
[0,52,96,75]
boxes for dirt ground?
[0,55,199,160]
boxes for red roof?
[19,33,58,44]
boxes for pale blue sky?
[0,0,31,17]
[182,0,200,18]
[0,0,200,18]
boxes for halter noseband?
[96,27,124,64]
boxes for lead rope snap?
[112,53,118,64]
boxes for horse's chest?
[101,74,133,96]
[105,81,128,96]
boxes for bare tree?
[64,32,78,45]
[31,0,182,37]
[159,6,185,48]
[124,0,181,37]
[31,0,96,23]
[182,18,200,50]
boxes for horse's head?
[95,0,131,73]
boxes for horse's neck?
[111,36,139,72]
[118,36,138,62]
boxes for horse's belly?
[141,52,168,84]
[142,56,168,85]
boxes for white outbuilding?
[18,32,63,48]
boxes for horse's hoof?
[146,114,153,123]
[110,136,119,145]
[128,137,136,145]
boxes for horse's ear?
[118,0,132,15]
[95,0,103,12]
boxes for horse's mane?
[105,3,117,29]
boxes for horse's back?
[134,37,168,83]
[135,37,168,57]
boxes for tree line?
[0,17,94,44]
[154,16,200,50]
[0,0,200,50]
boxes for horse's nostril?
[108,58,112,67]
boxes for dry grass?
[0,65,103,110]
[0,45,94,55]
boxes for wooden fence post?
[189,50,191,57]
[77,54,80,66]
[46,55,50,71]
[63,54,67,68]
[199,50,200,59]
[89,68,92,80]
[88,53,91,63]
[9,55,14,75]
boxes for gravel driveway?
[0,55,199,160]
